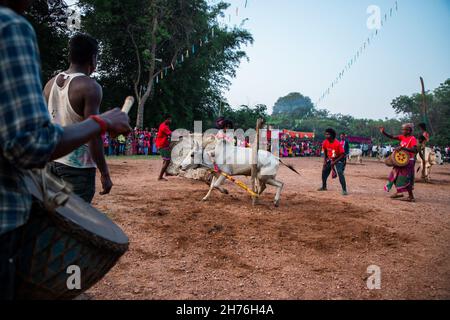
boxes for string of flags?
[153,0,250,87]
[315,1,399,106]
[153,25,217,86]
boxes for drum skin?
[392,150,410,167]
[14,202,128,300]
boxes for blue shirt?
[0,7,63,235]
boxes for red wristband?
[89,115,108,135]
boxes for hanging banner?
[282,130,315,140]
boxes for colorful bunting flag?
[316,0,399,106]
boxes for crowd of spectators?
[279,135,322,158]
[102,128,450,163]
[103,128,158,156]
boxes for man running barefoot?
[318,128,348,195]
[156,115,172,181]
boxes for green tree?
[391,78,450,145]
[272,92,314,117]
[220,104,268,130]
[79,0,252,129]
[26,0,70,81]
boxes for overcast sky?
[221,0,450,119]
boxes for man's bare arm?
[83,81,109,175]
[84,81,113,195]
[51,109,131,160]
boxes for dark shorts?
[0,226,23,300]
[159,147,171,161]
[48,162,96,203]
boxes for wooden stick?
[420,77,434,135]
[121,96,135,114]
[251,119,264,205]
[209,169,259,198]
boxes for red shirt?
[397,135,417,158]
[322,139,345,160]
[156,122,172,149]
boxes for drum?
[14,170,129,300]
[392,150,410,167]
[385,150,410,167]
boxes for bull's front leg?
[202,176,217,201]
[202,174,227,201]
[425,165,432,182]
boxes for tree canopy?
[25,1,449,145]
[78,0,253,129]
[26,0,70,81]
[272,92,314,118]
[391,79,450,145]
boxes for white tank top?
[48,72,97,169]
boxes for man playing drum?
[0,0,131,299]
[380,124,418,202]
[44,34,112,203]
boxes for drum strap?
[26,169,71,212]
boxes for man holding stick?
[318,128,348,195]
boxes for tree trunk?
[136,100,145,129]
[135,15,158,129]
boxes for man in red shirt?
[318,128,348,195]
[156,115,172,181]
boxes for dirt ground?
[86,157,450,300]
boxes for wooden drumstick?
[121,96,135,114]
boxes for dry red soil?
[86,157,450,300]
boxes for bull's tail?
[278,159,301,176]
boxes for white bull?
[180,134,296,207]
[417,147,442,182]
[348,148,363,164]
[377,147,389,161]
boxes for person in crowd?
[340,133,350,162]
[103,133,110,156]
[372,144,378,158]
[125,134,133,156]
[117,134,126,155]
[380,124,418,202]
[385,144,392,158]
[318,129,348,195]
[362,143,369,157]
[144,134,150,156]
[156,114,172,181]
[151,129,158,155]
[0,0,131,300]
